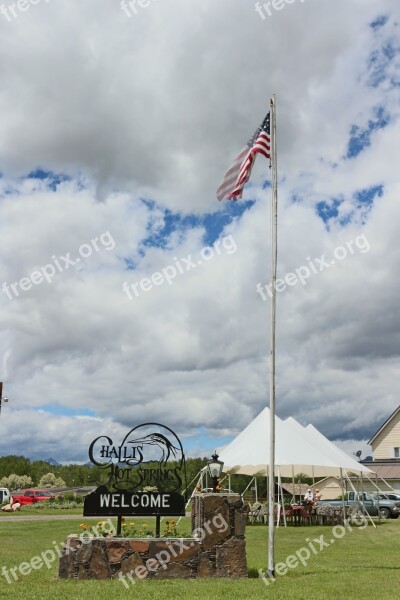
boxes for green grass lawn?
[0,517,399,599]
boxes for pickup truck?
[12,489,54,505]
[317,491,400,519]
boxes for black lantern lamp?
[207,452,224,493]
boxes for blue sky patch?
[40,404,96,418]
[366,34,400,88]
[0,184,20,199]
[183,426,233,456]
[338,213,353,227]
[354,184,383,207]
[316,186,383,228]
[124,258,137,271]
[316,199,342,224]
[346,106,389,158]
[26,169,72,191]
[140,199,255,252]
[291,194,302,204]
[370,15,388,31]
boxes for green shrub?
[62,492,76,502]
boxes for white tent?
[301,421,372,475]
[219,408,373,477]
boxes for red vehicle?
[12,489,54,505]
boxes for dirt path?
[0,512,192,522]
[0,514,84,522]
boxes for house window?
[394,447,400,458]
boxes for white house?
[368,405,400,460]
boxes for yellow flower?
[80,524,86,529]
[97,521,105,526]
[129,522,135,526]
[171,520,176,526]
[142,523,148,528]
[122,523,127,527]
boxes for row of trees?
[0,455,210,491]
[0,472,66,491]
[0,455,316,496]
[0,456,101,488]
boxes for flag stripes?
[217,112,271,201]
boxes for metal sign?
[83,423,187,518]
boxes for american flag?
[216,112,271,201]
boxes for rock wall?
[58,493,247,580]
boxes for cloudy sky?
[0,0,399,463]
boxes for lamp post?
[207,452,224,493]
[0,382,8,416]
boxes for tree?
[0,474,34,490]
[38,473,66,488]
[54,477,67,487]
[0,456,32,480]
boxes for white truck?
[0,488,10,504]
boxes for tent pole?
[340,467,346,524]
[376,473,380,523]
[176,468,205,526]
[278,467,286,527]
[242,476,255,497]
[360,471,364,498]
[346,473,376,528]
[376,475,395,492]
[291,465,295,503]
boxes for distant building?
[314,409,400,496]
[359,406,400,491]
[308,476,343,500]
[368,405,400,460]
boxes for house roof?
[296,464,400,482]
[364,462,400,480]
[368,405,400,445]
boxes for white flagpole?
[267,93,278,577]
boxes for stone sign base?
[59,493,247,580]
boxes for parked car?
[0,487,10,504]
[371,493,400,519]
[377,492,400,502]
[12,489,54,505]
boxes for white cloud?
[0,0,399,461]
